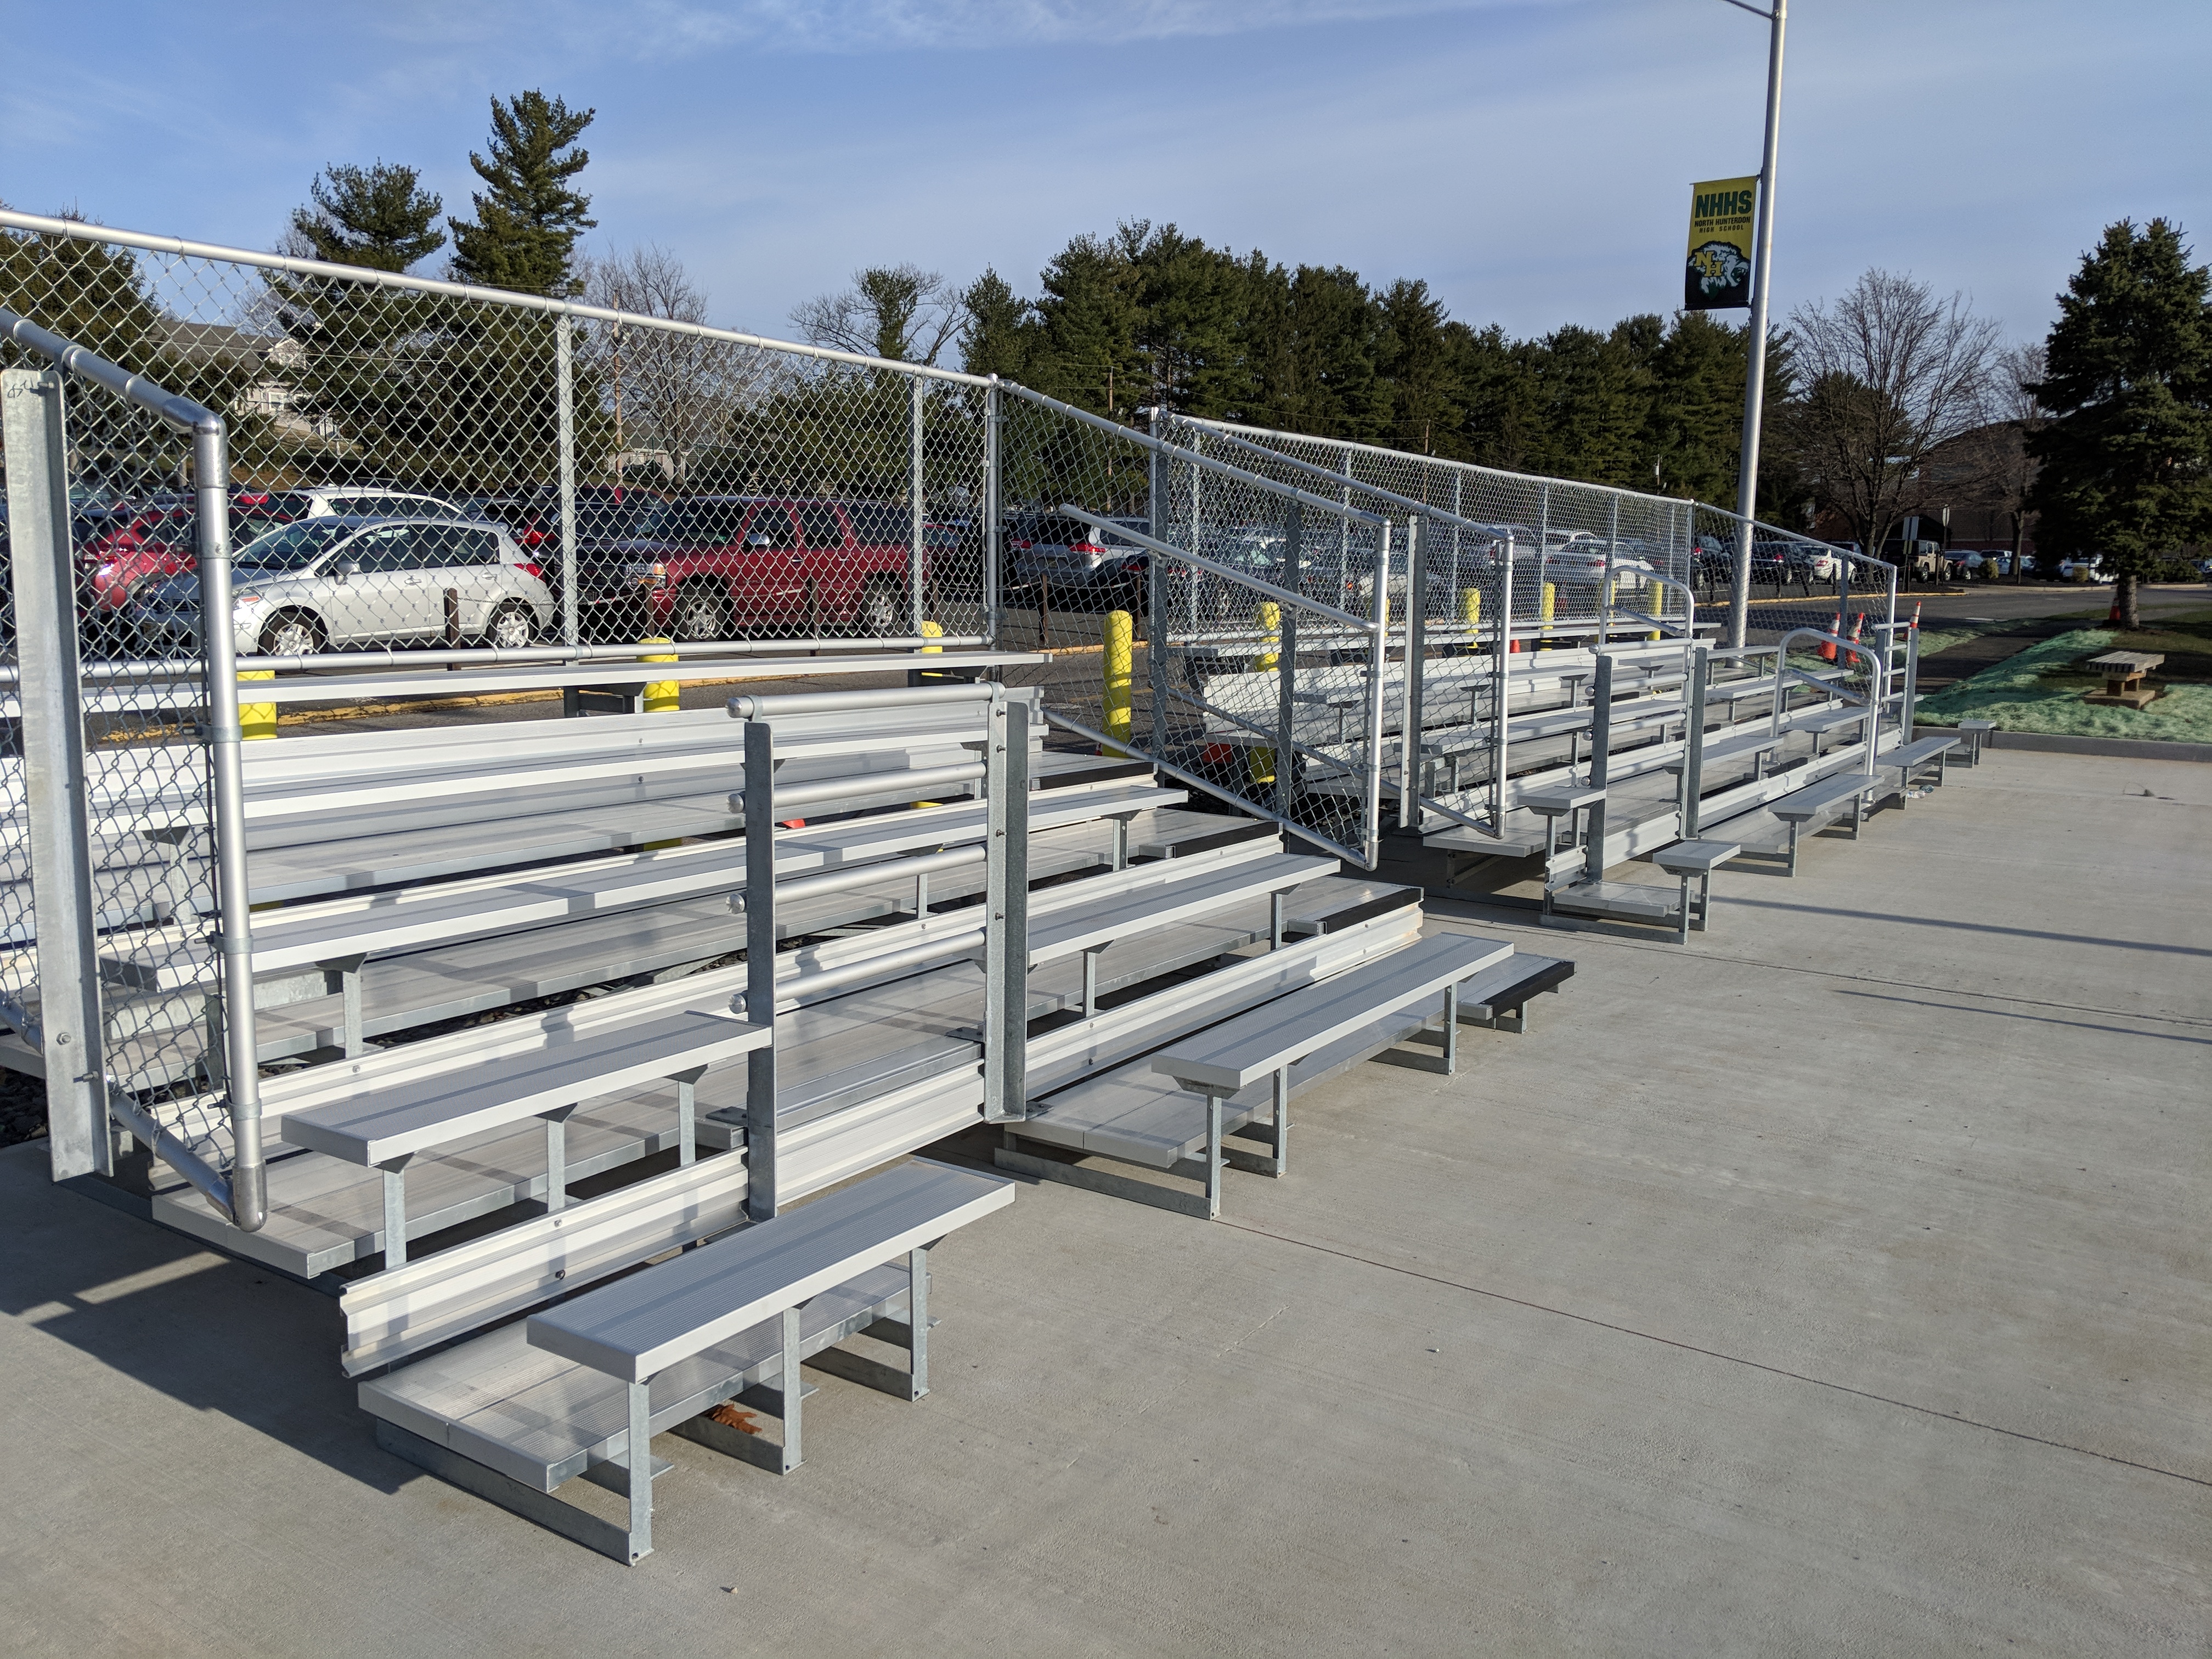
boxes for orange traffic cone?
[1820,609,1843,662]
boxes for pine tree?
[2029,218,2212,628]
[448,92,596,298]
[957,270,1039,381]
[290,162,444,273]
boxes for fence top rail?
[0,208,990,389]
[1,306,216,435]
[999,383,1387,529]
[1160,415,1526,543]
[1170,409,1901,563]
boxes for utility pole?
[1724,0,1788,650]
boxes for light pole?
[1722,0,1787,650]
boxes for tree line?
[7,85,2207,627]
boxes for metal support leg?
[672,1071,699,1167]
[1441,984,1459,1075]
[1678,874,1692,945]
[1269,890,1285,950]
[915,868,930,918]
[544,1107,572,1212]
[779,1306,804,1469]
[1272,1067,1289,1176]
[1112,815,1130,872]
[1204,1093,1223,1220]
[625,1378,652,1562]
[325,955,366,1058]
[380,1160,410,1268]
[1081,946,1103,1019]
[907,1245,930,1398]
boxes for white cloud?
[379,0,1558,56]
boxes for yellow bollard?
[1540,582,1556,650]
[920,619,944,653]
[1102,610,1133,756]
[640,637,679,714]
[1254,600,1280,673]
[239,669,276,741]
[1459,588,1481,653]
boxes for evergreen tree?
[1031,230,1144,415]
[2029,218,2212,627]
[448,91,596,297]
[290,162,444,274]
[957,269,1039,382]
[1375,279,1462,458]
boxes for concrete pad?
[2,749,2207,1656]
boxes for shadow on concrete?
[1716,895,2212,959]
[1832,989,2212,1045]
[0,1147,409,1494]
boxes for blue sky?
[6,0,2208,356]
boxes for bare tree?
[1785,270,1999,565]
[1984,342,2047,582]
[792,264,961,365]
[579,244,762,487]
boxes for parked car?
[131,516,552,656]
[75,485,465,616]
[76,497,296,615]
[1008,512,1150,609]
[584,495,918,640]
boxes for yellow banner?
[1685,176,1757,310]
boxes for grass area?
[1914,618,2022,657]
[1916,622,2212,742]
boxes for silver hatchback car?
[133,516,555,655]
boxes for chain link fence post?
[2,366,109,1180]
[556,317,580,649]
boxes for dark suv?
[583,495,919,640]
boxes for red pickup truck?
[582,495,921,640]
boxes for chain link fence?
[995,387,1395,866]
[1,314,242,1196]
[0,210,991,669]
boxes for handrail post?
[194,411,265,1230]
[1279,504,1301,821]
[982,687,1030,1120]
[1361,523,1392,866]
[742,718,778,1220]
[1400,514,1426,831]
[909,375,927,636]
[1492,532,1514,830]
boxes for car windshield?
[234,520,350,571]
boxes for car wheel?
[673,584,727,642]
[485,601,535,651]
[858,580,903,636]
[258,612,322,658]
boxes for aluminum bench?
[1651,839,1741,943]
[1954,719,1996,765]
[1873,733,1961,796]
[363,1158,1014,1564]
[1449,952,1575,1032]
[279,1009,769,1266]
[1767,771,1881,874]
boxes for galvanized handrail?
[1,306,265,1229]
[1770,627,1886,774]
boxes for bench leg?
[1441,985,1458,1075]
[907,1245,929,1396]
[1787,821,1801,877]
[1205,1093,1223,1221]
[1273,1066,1289,1176]
[779,1306,803,1469]
[1699,871,1713,933]
[543,1108,574,1214]
[995,1131,1218,1220]
[627,1378,653,1562]
[374,1420,644,1566]
[1677,873,1692,945]
[379,1159,410,1269]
